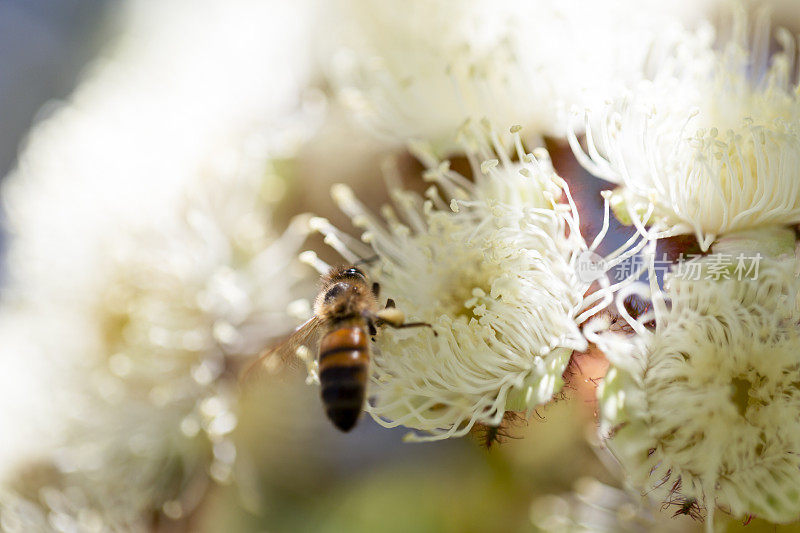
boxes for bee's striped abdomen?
[318,325,369,432]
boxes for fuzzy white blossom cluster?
[306,123,618,440]
[326,0,707,152]
[326,0,531,150]
[0,0,317,530]
[571,8,800,250]
[0,166,310,531]
[593,246,800,526]
[565,5,800,529]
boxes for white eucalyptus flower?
[327,0,696,151]
[571,9,800,250]
[327,0,533,151]
[0,162,311,533]
[4,0,319,301]
[591,245,800,527]
[0,0,317,528]
[306,124,622,440]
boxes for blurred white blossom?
[4,0,318,299]
[571,8,800,250]
[326,0,534,151]
[530,477,699,532]
[308,123,619,440]
[591,246,800,526]
[326,0,712,152]
[0,154,311,533]
[0,0,317,529]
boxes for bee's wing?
[240,316,323,384]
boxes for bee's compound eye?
[344,267,366,280]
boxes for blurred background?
[0,1,798,532]
[0,0,118,182]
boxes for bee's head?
[315,266,372,318]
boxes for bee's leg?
[367,318,377,338]
[393,321,428,328]
[391,321,437,336]
[372,308,437,337]
[380,320,437,337]
[372,282,380,298]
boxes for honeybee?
[244,265,432,432]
